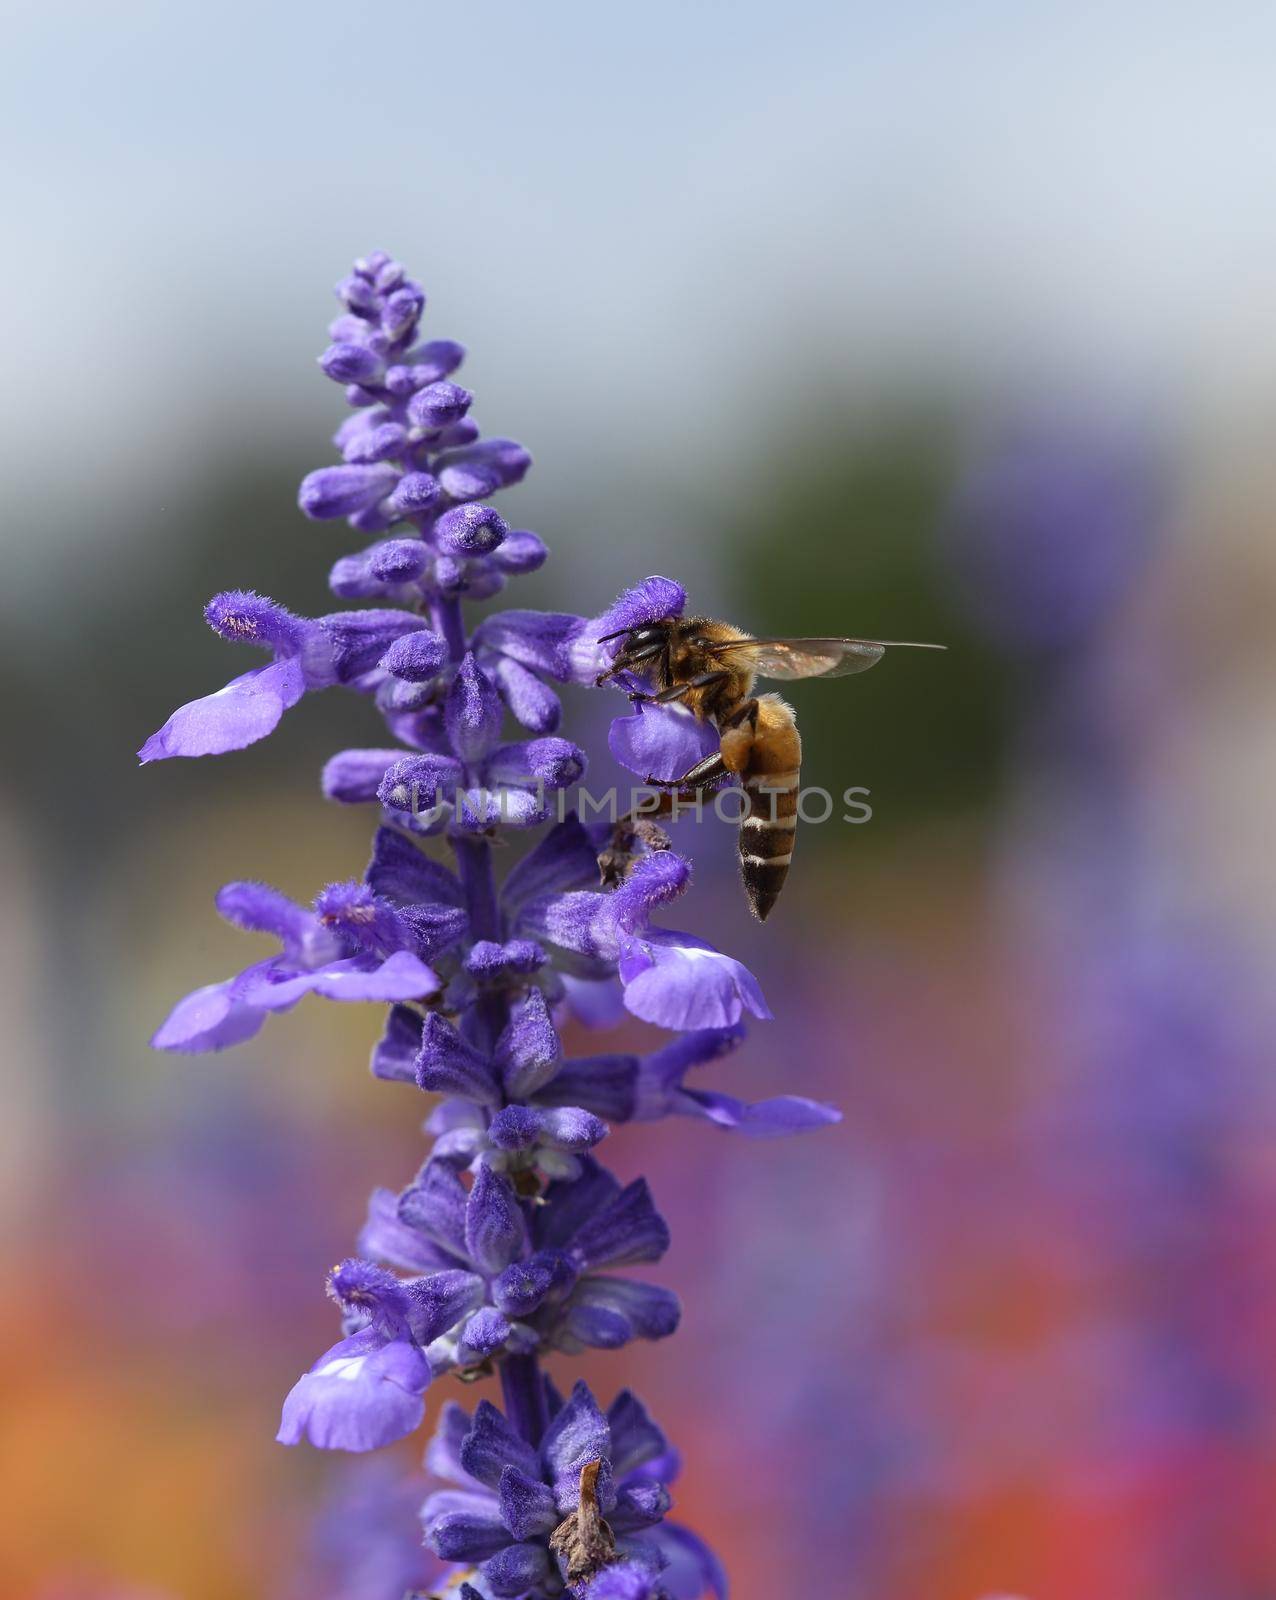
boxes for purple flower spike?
[147,252,841,1600]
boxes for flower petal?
[619,931,770,1030]
[138,657,307,762]
[276,1332,430,1452]
[607,702,719,783]
[679,1087,842,1137]
[150,977,265,1053]
[309,950,439,1002]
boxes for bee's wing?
[707,636,945,681]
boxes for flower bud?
[436,438,531,501]
[369,538,431,582]
[319,342,382,384]
[321,748,403,803]
[381,285,424,340]
[446,653,504,763]
[342,421,407,464]
[381,629,447,683]
[408,381,473,432]
[335,273,376,315]
[385,471,441,518]
[204,590,306,654]
[405,339,465,383]
[318,609,430,683]
[493,529,548,574]
[434,503,508,556]
[298,464,399,521]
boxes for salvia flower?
[144,252,841,1599]
[420,1380,724,1600]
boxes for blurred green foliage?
[725,410,1013,845]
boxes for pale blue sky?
[4,0,1276,611]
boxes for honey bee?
[597,616,944,920]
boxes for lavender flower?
[143,251,839,1598]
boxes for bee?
[597,616,944,920]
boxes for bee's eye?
[627,625,664,651]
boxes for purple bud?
[342,422,408,464]
[378,753,462,813]
[335,274,376,315]
[321,748,402,804]
[326,1257,411,1335]
[314,880,411,953]
[345,383,380,407]
[481,1542,552,1596]
[498,1466,559,1541]
[436,438,531,501]
[493,530,549,575]
[204,590,306,654]
[370,538,431,581]
[406,339,466,382]
[434,503,508,557]
[432,554,467,594]
[320,342,383,384]
[381,285,424,340]
[446,654,504,763]
[383,365,418,397]
[539,1106,608,1152]
[407,1270,485,1346]
[463,939,546,980]
[215,881,311,941]
[353,251,389,278]
[317,609,428,683]
[329,313,368,343]
[496,987,561,1099]
[385,471,441,518]
[456,1306,512,1366]
[463,566,507,602]
[408,381,473,432]
[465,1165,526,1275]
[373,258,405,292]
[487,1104,543,1151]
[299,464,399,521]
[492,1253,578,1319]
[381,629,447,683]
[488,737,587,790]
[330,538,429,599]
[434,417,482,451]
[414,1012,500,1103]
[348,502,395,535]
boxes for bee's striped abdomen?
[739,767,798,920]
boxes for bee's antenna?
[595,627,636,643]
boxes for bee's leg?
[642,752,730,790]
[599,753,731,886]
[625,671,731,707]
[721,697,760,731]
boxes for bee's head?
[594,617,675,685]
[599,618,672,664]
